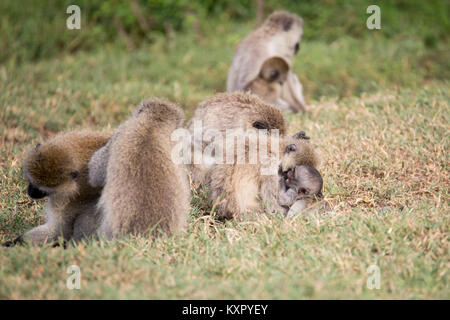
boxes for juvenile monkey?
[244,57,290,108]
[186,92,287,186]
[283,164,323,218]
[227,11,306,112]
[89,98,190,240]
[3,131,109,246]
[207,131,322,220]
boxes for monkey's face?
[280,132,319,173]
[276,17,302,56]
[266,11,303,52]
[27,183,48,199]
[286,23,303,56]
[285,165,323,198]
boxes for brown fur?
[95,98,190,239]
[244,57,290,106]
[186,92,287,186]
[206,132,321,220]
[6,130,109,246]
[227,10,306,112]
[189,92,287,134]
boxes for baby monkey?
[280,164,323,218]
[244,57,290,107]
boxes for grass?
[0,20,449,299]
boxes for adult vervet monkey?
[227,10,307,112]
[186,92,287,187]
[89,99,190,240]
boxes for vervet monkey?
[207,132,322,220]
[244,57,291,109]
[3,131,109,246]
[186,92,287,186]
[227,10,307,112]
[88,98,190,240]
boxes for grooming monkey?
[3,131,109,246]
[244,57,290,108]
[227,11,306,112]
[187,92,287,134]
[88,98,190,240]
[186,92,287,186]
[207,131,322,220]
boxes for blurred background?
[1,0,449,64]
[0,0,448,119]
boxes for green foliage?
[0,0,449,64]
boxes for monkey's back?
[100,116,189,238]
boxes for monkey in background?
[88,98,190,240]
[227,11,307,112]
[3,130,109,246]
[244,57,291,109]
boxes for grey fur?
[88,139,112,188]
[95,98,191,240]
[226,11,307,112]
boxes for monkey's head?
[24,143,80,198]
[286,164,323,198]
[279,131,319,173]
[250,103,287,134]
[259,57,290,84]
[133,98,185,129]
[264,11,303,56]
[214,92,287,134]
[23,131,108,199]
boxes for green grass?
[0,19,449,299]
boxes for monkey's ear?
[253,121,269,130]
[292,131,310,140]
[282,17,293,31]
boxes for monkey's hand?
[284,168,301,193]
[88,141,111,187]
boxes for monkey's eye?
[35,143,41,149]
[285,144,297,153]
[253,121,269,130]
[268,70,279,82]
[294,43,300,54]
[70,171,79,179]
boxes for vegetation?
[0,1,448,299]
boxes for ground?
[0,21,448,299]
